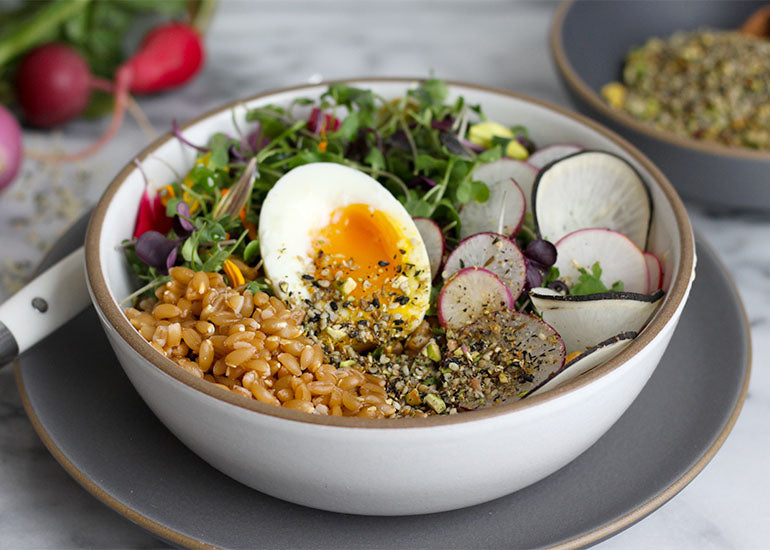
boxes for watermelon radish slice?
[527,143,583,169]
[528,331,637,397]
[448,310,565,407]
[554,228,649,293]
[471,159,537,215]
[437,267,513,330]
[459,173,526,239]
[533,150,652,250]
[529,288,664,353]
[442,232,527,300]
[644,251,663,292]
[413,217,445,280]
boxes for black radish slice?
[442,232,527,300]
[528,143,583,169]
[447,310,565,409]
[528,331,637,397]
[644,251,663,292]
[554,228,649,293]
[413,217,445,280]
[533,150,652,250]
[460,170,526,238]
[470,158,537,215]
[529,288,665,353]
[437,267,513,330]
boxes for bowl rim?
[84,77,695,429]
[551,0,770,161]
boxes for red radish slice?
[449,310,565,407]
[471,159,537,215]
[442,232,527,300]
[413,217,445,280]
[527,144,583,169]
[529,331,637,397]
[529,288,664,353]
[437,267,513,330]
[460,174,525,239]
[555,228,649,293]
[644,252,663,292]
[533,150,652,250]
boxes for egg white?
[258,162,432,337]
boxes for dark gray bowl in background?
[551,0,770,211]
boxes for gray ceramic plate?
[15,215,749,549]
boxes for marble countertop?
[1,1,767,548]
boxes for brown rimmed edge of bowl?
[14,235,750,549]
[84,76,695,429]
[550,0,770,162]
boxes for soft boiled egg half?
[258,163,432,347]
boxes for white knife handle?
[0,247,89,366]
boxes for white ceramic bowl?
[84,79,695,516]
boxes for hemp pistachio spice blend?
[602,29,770,149]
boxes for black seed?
[302,274,314,280]
[372,298,380,308]
[378,260,390,267]
[395,295,410,305]
[330,301,338,311]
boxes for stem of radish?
[28,67,132,162]
[0,0,91,68]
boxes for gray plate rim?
[13,224,751,550]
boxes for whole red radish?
[0,105,23,190]
[123,22,205,94]
[16,22,205,162]
[15,44,92,128]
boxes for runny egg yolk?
[312,203,402,300]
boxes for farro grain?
[127,270,396,418]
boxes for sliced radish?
[533,150,652,250]
[450,310,565,406]
[437,267,513,331]
[471,159,537,215]
[442,232,527,300]
[413,217,445,280]
[527,143,583,169]
[529,288,664,353]
[554,228,649,293]
[529,331,637,397]
[459,175,525,239]
[644,251,663,293]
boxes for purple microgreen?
[440,131,471,157]
[229,143,246,161]
[408,175,438,188]
[166,246,179,272]
[459,138,486,153]
[430,116,454,132]
[135,231,180,273]
[524,239,557,267]
[173,200,195,235]
[385,130,410,152]
[172,120,210,153]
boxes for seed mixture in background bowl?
[122,79,667,418]
[601,29,770,149]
